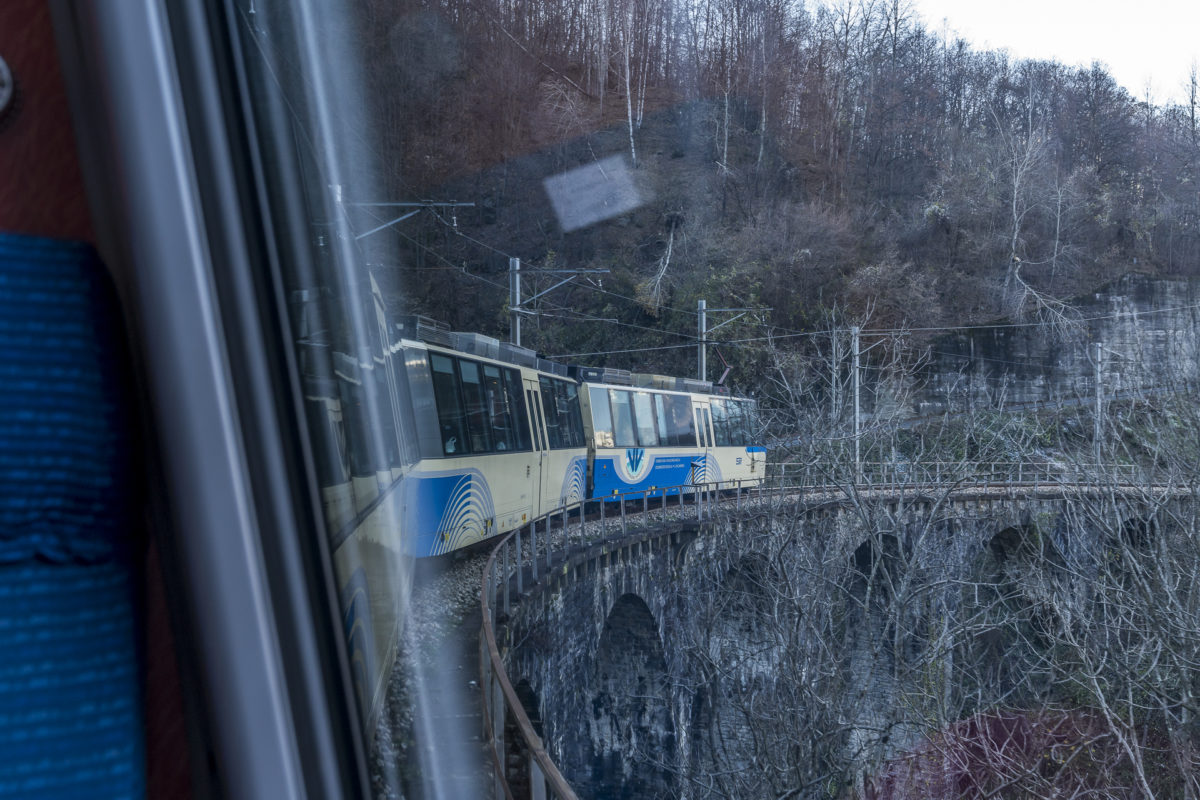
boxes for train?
[309,310,764,560]
[303,297,766,724]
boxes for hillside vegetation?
[345,0,1200,386]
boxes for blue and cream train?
[303,310,764,720]
[305,313,764,562]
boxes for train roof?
[393,314,740,397]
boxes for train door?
[523,378,550,517]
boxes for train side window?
[732,401,751,445]
[653,395,670,446]
[563,383,585,447]
[536,393,550,451]
[632,391,659,447]
[662,394,695,447]
[459,359,493,453]
[430,354,468,455]
[609,389,637,447]
[589,386,615,448]
[710,398,731,446]
[538,377,562,448]
[529,389,548,451]
[480,365,509,451]
[503,367,533,451]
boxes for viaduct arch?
[490,489,1177,798]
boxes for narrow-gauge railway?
[314,312,767,745]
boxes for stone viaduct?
[487,488,1176,799]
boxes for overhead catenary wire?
[398,208,1200,358]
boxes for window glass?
[539,377,561,448]
[632,391,659,447]
[478,365,508,451]
[609,389,637,448]
[696,405,710,448]
[710,398,731,446]
[336,364,375,476]
[590,386,614,448]
[653,395,670,446]
[662,394,695,447]
[562,382,584,448]
[503,367,532,451]
[430,354,467,455]
[458,359,491,453]
[538,377,585,449]
[530,388,547,451]
[199,0,1198,793]
[730,400,751,445]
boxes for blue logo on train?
[405,469,495,556]
[626,447,648,479]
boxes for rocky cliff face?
[916,275,1200,415]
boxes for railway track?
[386,469,1187,798]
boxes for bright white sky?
[907,0,1199,105]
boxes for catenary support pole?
[853,325,861,485]
[1094,341,1102,465]
[509,257,521,346]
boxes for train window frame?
[538,377,562,448]
[588,386,615,448]
[632,391,659,447]
[537,376,585,450]
[709,397,727,446]
[608,389,637,447]
[430,353,470,456]
[660,393,696,447]
[502,366,533,452]
[562,383,584,448]
[458,358,494,454]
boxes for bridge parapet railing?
[765,460,1145,492]
[478,478,759,799]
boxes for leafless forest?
[318,1,1200,796]
[334,0,1200,383]
[664,350,1200,797]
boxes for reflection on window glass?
[430,354,466,455]
[538,377,585,449]
[662,394,695,447]
[214,0,1200,792]
[561,382,584,448]
[609,389,636,447]
[458,359,492,453]
[590,386,614,448]
[710,398,730,446]
[632,392,658,447]
[503,368,532,452]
